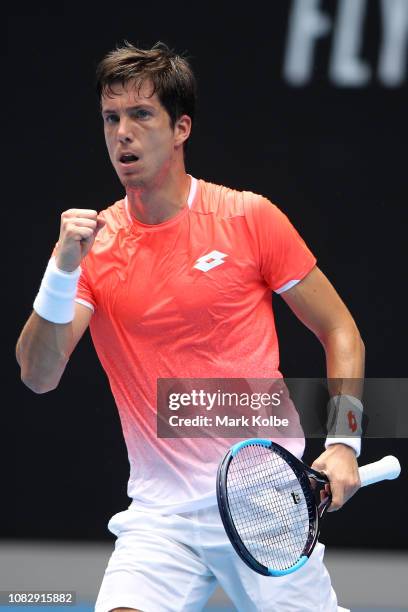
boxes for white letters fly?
[284,0,408,87]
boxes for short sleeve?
[246,197,316,293]
[76,262,96,312]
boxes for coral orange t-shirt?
[76,176,316,513]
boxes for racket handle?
[358,455,401,487]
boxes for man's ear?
[174,114,192,148]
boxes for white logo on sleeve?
[193,250,228,272]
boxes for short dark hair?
[96,41,196,145]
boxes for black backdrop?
[5,1,407,548]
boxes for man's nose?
[117,117,133,142]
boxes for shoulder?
[92,198,129,245]
[97,198,127,231]
[196,179,271,217]
[80,198,128,272]
[196,179,289,229]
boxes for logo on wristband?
[347,410,358,433]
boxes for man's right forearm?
[16,312,74,394]
[17,208,103,393]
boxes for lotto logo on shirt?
[193,250,228,272]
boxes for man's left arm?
[281,265,365,511]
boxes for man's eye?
[105,114,119,124]
[134,109,151,119]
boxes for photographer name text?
[168,415,289,427]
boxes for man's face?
[101,80,188,190]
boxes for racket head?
[217,439,327,576]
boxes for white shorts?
[95,505,346,612]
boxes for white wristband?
[33,257,81,324]
[325,436,361,457]
[325,394,363,457]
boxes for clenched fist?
[55,209,106,272]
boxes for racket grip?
[358,455,401,487]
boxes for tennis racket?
[216,438,400,576]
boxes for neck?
[126,167,191,225]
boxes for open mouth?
[119,153,139,164]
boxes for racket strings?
[227,445,314,571]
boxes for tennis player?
[16,42,365,611]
